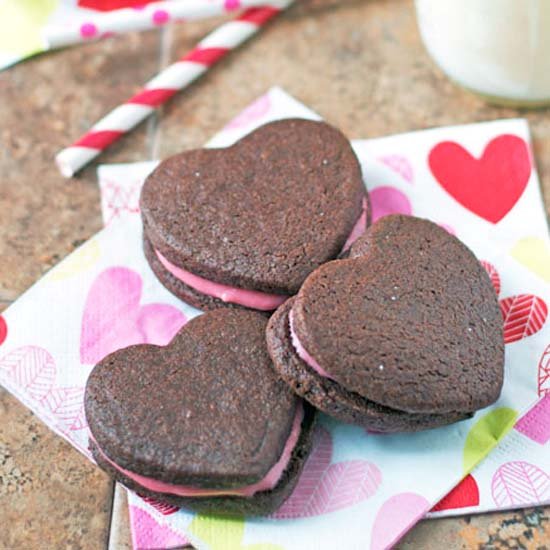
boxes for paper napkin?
[1,88,548,550]
[97,88,550,547]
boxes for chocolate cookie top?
[291,215,504,414]
[90,404,318,517]
[140,118,366,294]
[85,309,299,488]
[266,298,471,432]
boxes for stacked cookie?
[85,119,504,516]
[140,119,368,311]
[86,309,316,516]
[267,215,504,433]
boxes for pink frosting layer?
[289,309,337,381]
[156,251,287,311]
[342,197,369,252]
[92,403,304,498]
[154,196,368,311]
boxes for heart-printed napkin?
[1,88,549,550]
[97,88,550,549]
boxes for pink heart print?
[224,93,271,130]
[80,267,187,364]
[101,177,142,224]
[369,186,456,240]
[538,344,550,397]
[0,345,55,402]
[0,346,86,435]
[41,387,87,432]
[271,426,381,519]
[369,186,412,224]
[491,461,550,508]
[129,506,189,549]
[377,155,414,184]
[370,492,430,550]
[224,94,271,130]
[515,395,550,445]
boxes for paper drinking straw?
[44,0,277,50]
[55,1,292,178]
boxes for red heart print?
[429,135,531,223]
[431,474,479,512]
[500,294,548,344]
[78,0,159,10]
[0,315,7,346]
[138,495,179,516]
[480,260,501,296]
[478,262,547,344]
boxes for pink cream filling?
[154,198,368,310]
[342,197,369,252]
[289,309,337,381]
[92,403,304,498]
[156,250,287,311]
[287,197,368,378]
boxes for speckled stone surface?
[399,507,550,549]
[0,388,112,549]
[0,0,548,548]
[0,26,162,550]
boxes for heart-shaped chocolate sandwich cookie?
[85,309,316,516]
[267,215,504,432]
[140,118,369,312]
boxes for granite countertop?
[0,0,548,548]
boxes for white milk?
[415,0,550,105]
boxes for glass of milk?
[415,0,550,107]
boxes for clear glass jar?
[415,0,550,107]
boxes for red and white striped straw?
[56,1,292,178]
